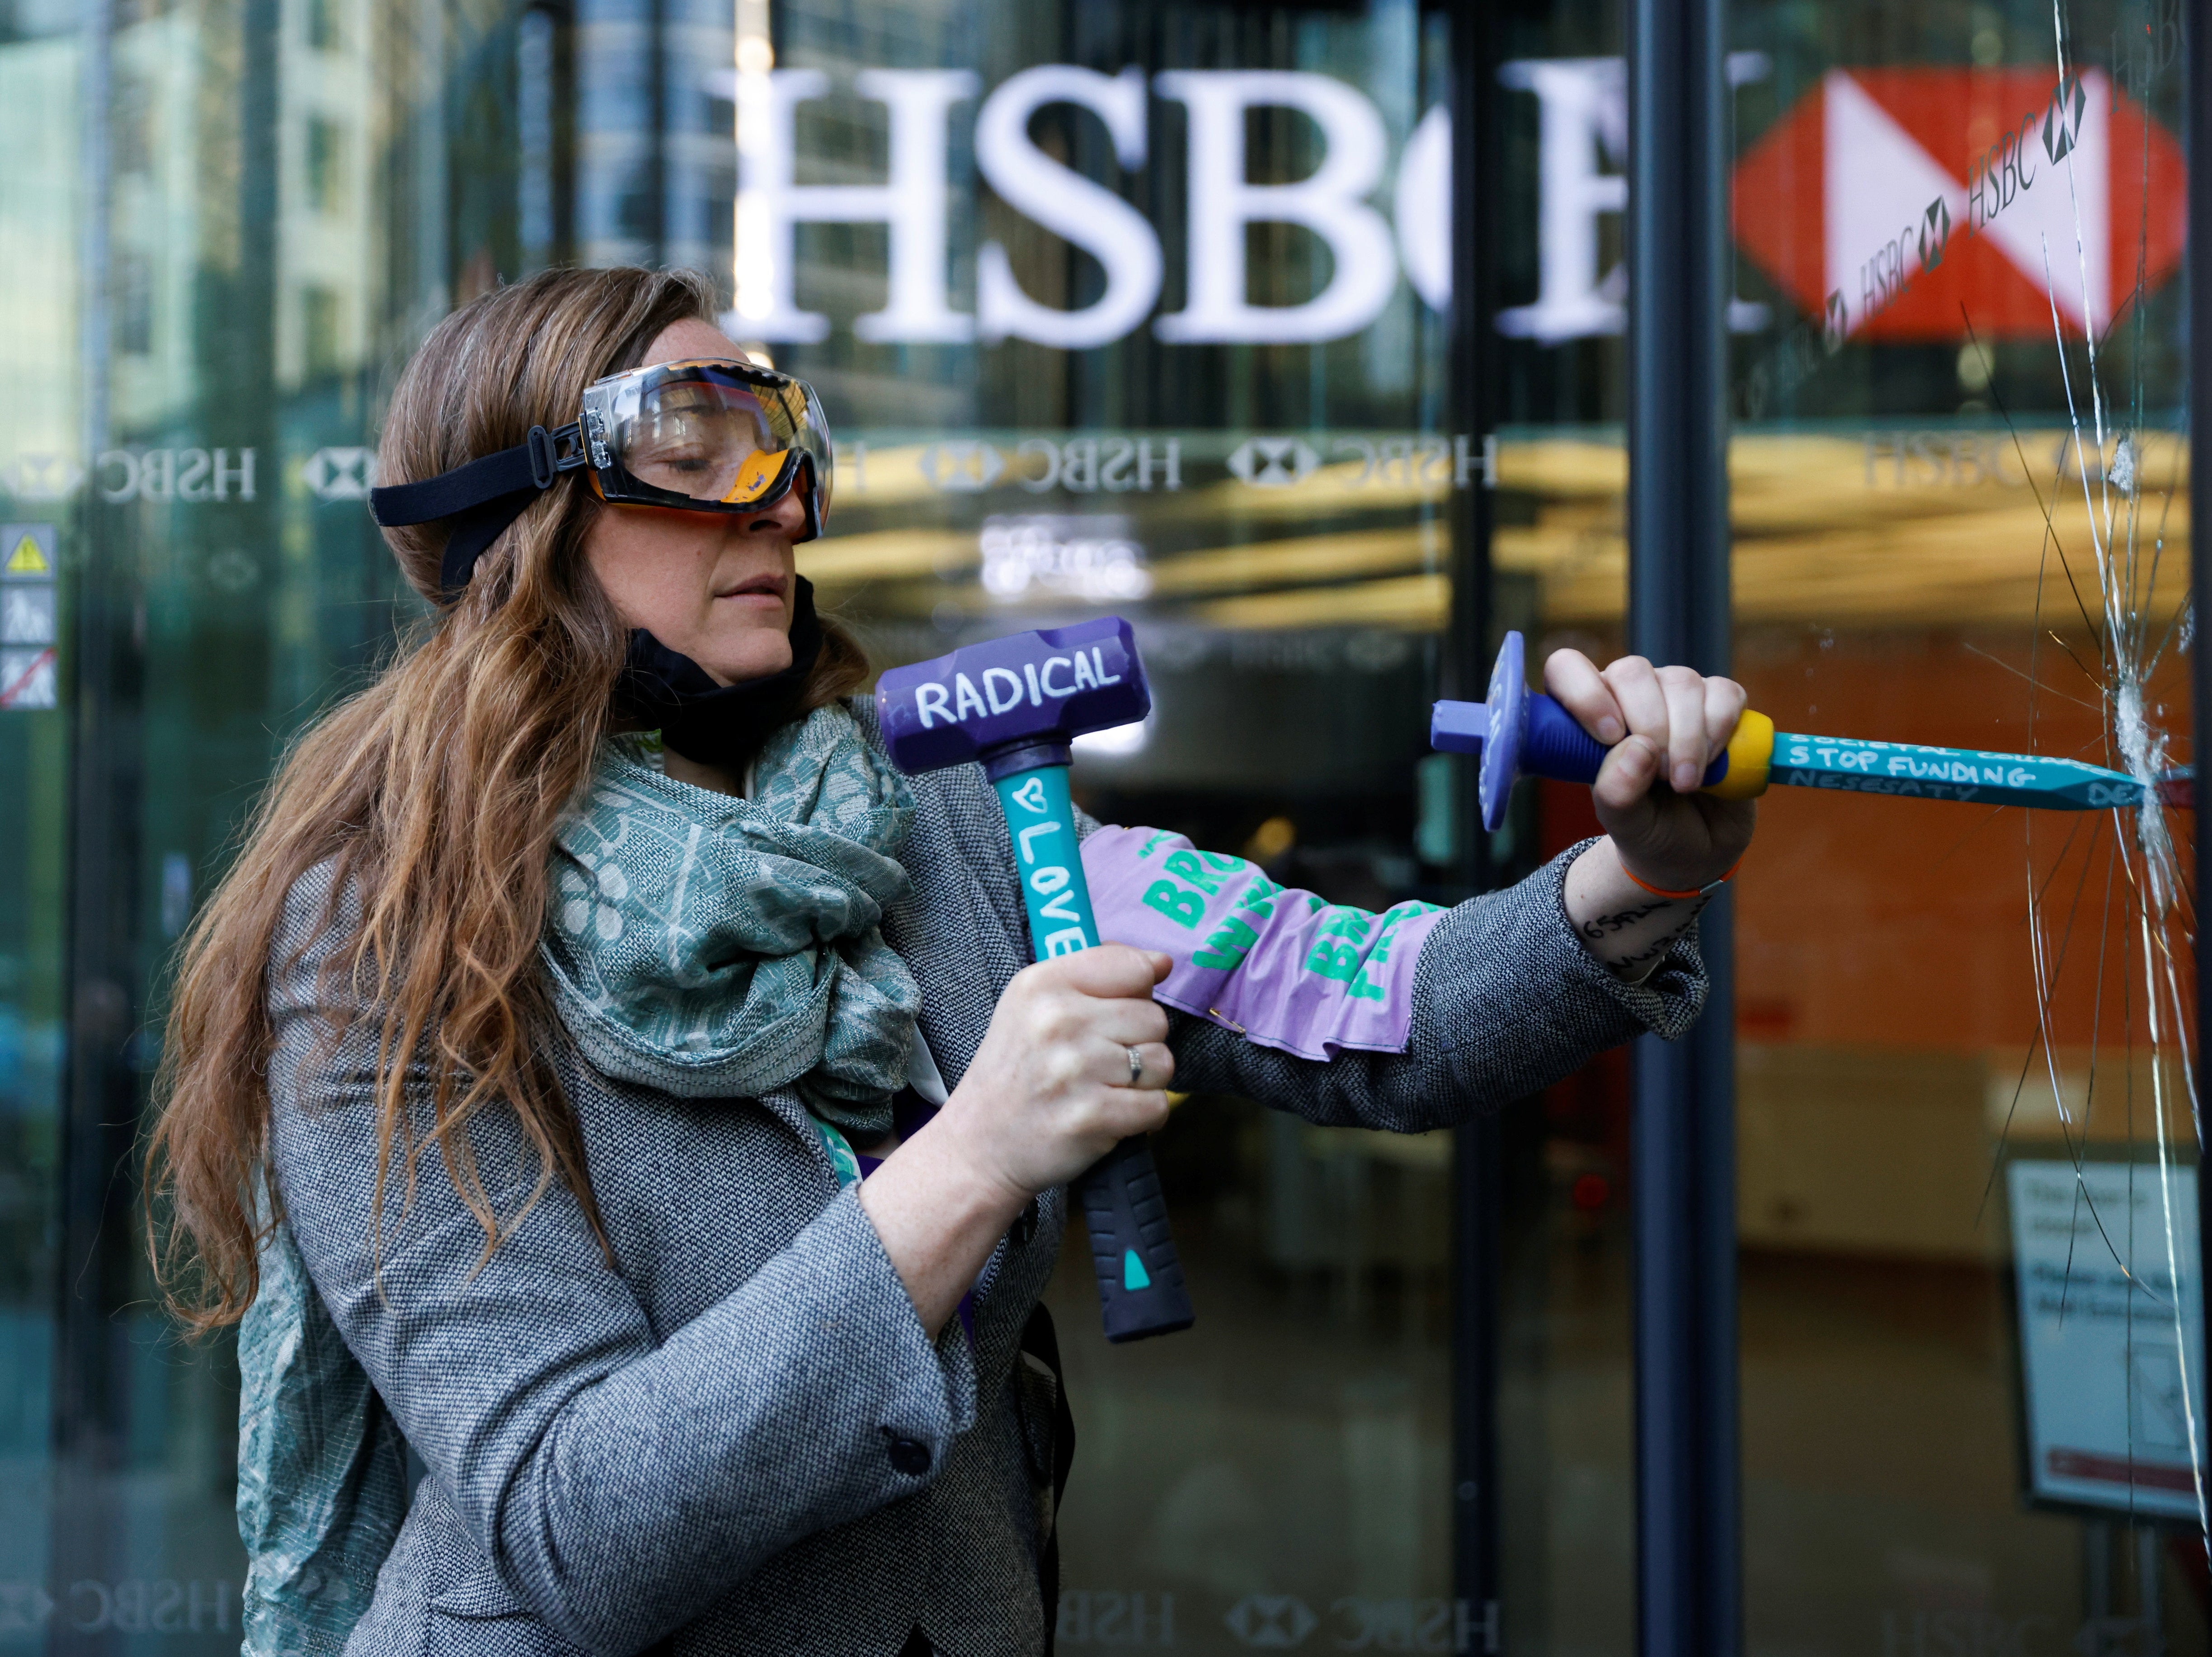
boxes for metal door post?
[1624,0,1741,1650]
[1448,1,1503,1643]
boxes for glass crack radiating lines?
[2038,0,2202,1546]
[1971,0,2203,1553]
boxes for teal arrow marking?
[1769,732,2153,811]
[1122,1248,1152,1292]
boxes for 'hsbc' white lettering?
[725,67,1447,349]
[96,448,258,504]
[720,60,1779,350]
[1496,54,1773,343]
[729,68,979,343]
[976,66,1160,349]
[1153,71,1397,343]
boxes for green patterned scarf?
[540,701,922,1140]
[235,704,922,1657]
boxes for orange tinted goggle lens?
[723,447,789,506]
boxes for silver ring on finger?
[1126,1045,1145,1087]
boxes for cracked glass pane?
[1725,0,2201,1644]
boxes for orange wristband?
[1621,855,1742,903]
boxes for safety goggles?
[369,358,834,599]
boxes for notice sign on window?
[2009,1160,2206,1522]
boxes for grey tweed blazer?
[268,708,1704,1657]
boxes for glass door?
[1724,0,2202,1647]
[756,1,1478,1643]
[1,0,1493,1648]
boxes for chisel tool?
[1431,631,2185,833]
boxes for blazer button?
[1012,1198,1039,1246]
[887,1436,932,1477]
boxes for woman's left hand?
[1544,649,1755,896]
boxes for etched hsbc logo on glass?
[918,441,1005,492]
[302,447,377,500]
[1226,437,1319,488]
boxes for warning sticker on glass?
[0,647,56,711]
[1083,825,1445,1060]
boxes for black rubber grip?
[1074,1135,1195,1342]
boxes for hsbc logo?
[719,59,1785,352]
[917,441,1005,492]
[0,455,85,502]
[1733,67,2186,341]
[1222,1593,1317,1647]
[727,67,1454,349]
[1226,438,1319,488]
[720,59,2183,357]
[302,447,377,501]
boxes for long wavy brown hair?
[147,266,870,1330]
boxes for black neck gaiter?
[615,576,825,773]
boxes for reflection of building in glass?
[277,0,373,390]
[0,19,82,477]
[109,8,203,431]
[575,0,734,277]
[99,0,369,419]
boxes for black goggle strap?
[367,423,590,600]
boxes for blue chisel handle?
[1431,681,1738,835]
[1503,693,1730,786]
[989,760,1195,1342]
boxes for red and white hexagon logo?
[1732,68,2186,341]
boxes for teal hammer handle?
[990,762,1194,1342]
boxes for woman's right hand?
[858,945,1175,1335]
[937,945,1177,1203]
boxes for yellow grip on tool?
[1704,710,1775,800]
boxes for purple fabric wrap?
[1082,826,1446,1060]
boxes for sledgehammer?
[876,617,1195,1343]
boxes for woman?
[149,267,1752,1657]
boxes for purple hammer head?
[876,617,1150,778]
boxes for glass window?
[306,117,347,215]
[1,0,437,1625]
[756,5,1476,1642]
[2,0,2198,1648]
[1724,0,2199,1647]
[5,0,1483,1641]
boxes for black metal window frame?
[1445,3,1745,1648]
